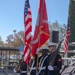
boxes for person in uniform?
[38,46,49,75]
[19,55,27,75]
[29,55,37,75]
[13,56,23,73]
[48,42,62,75]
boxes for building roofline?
[0,47,19,51]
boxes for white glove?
[48,65,54,70]
[13,68,16,73]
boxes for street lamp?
[13,30,17,47]
[13,30,16,34]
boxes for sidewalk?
[0,67,19,75]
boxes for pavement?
[1,65,75,75]
[0,67,19,75]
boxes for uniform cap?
[41,46,49,50]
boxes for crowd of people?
[13,42,62,75]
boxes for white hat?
[48,42,56,46]
[41,46,49,50]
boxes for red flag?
[23,0,32,64]
[32,0,50,57]
[64,17,70,52]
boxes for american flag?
[23,0,32,64]
[64,18,70,52]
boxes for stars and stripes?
[64,18,70,52]
[23,0,32,64]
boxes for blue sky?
[0,0,69,43]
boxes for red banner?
[32,0,50,57]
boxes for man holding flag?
[19,0,32,75]
[31,0,50,75]
[32,0,50,57]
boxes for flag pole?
[27,63,30,75]
[35,54,38,75]
[31,0,50,74]
[23,0,32,75]
[27,63,28,75]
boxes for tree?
[49,21,67,50]
[14,31,24,47]
[69,0,75,50]
[59,24,67,41]
[5,31,24,47]
[5,34,14,47]
[49,21,66,41]
[0,36,4,46]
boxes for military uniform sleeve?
[54,54,62,70]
